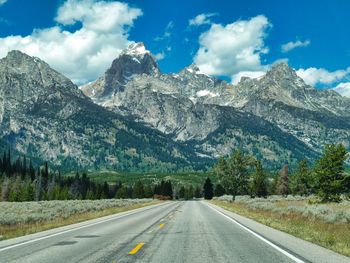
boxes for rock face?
[81,42,159,99]
[83,43,350,168]
[2,43,350,172]
[0,50,209,172]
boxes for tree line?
[0,150,179,201]
[213,144,349,202]
[1,143,348,202]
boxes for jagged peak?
[1,50,56,75]
[3,50,43,64]
[180,63,209,76]
[186,63,200,72]
[266,62,297,78]
[121,42,150,57]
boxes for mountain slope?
[0,50,212,172]
[83,43,343,168]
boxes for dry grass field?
[0,199,158,240]
[211,195,350,257]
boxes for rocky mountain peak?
[2,50,47,70]
[179,63,205,76]
[265,62,299,80]
[121,42,150,57]
[0,50,81,97]
[81,42,160,98]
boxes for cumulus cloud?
[281,39,310,53]
[154,51,165,61]
[333,82,350,97]
[296,67,350,86]
[0,0,142,84]
[194,15,271,78]
[188,13,217,27]
[231,71,266,84]
[0,0,7,5]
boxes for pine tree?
[194,186,202,198]
[178,186,185,199]
[86,189,95,200]
[250,160,268,198]
[290,159,312,196]
[314,144,348,202]
[214,184,225,197]
[9,176,22,202]
[116,186,128,199]
[133,181,145,198]
[203,178,214,200]
[144,184,154,198]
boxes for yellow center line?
[159,223,165,229]
[128,242,145,255]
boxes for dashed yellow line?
[159,223,165,229]
[128,242,145,255]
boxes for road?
[0,201,349,263]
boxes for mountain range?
[0,42,349,172]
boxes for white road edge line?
[0,201,173,252]
[205,202,305,263]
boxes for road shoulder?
[204,201,350,263]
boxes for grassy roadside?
[210,199,350,257]
[0,201,160,240]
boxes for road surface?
[0,201,349,263]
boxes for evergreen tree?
[203,178,214,200]
[194,186,202,198]
[86,189,95,200]
[314,144,348,202]
[133,181,145,198]
[250,160,268,198]
[214,184,225,197]
[102,182,110,199]
[116,186,128,199]
[60,186,69,200]
[184,185,194,200]
[144,184,154,198]
[290,159,312,196]
[214,150,254,199]
[178,186,185,199]
[9,177,22,202]
[21,179,34,201]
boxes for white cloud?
[0,0,7,5]
[154,21,174,41]
[296,67,350,86]
[333,82,350,97]
[188,13,216,27]
[194,15,271,78]
[0,0,142,84]
[281,39,310,53]
[154,51,165,61]
[231,71,266,84]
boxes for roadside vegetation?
[208,143,350,256]
[211,195,350,256]
[0,199,157,240]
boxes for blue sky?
[0,0,349,96]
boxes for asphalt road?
[0,201,349,263]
